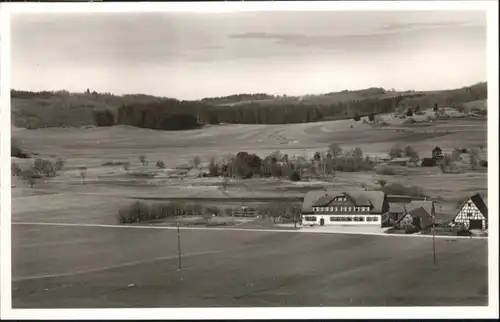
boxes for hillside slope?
[11,82,487,129]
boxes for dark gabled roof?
[302,190,385,213]
[470,193,488,218]
[405,201,435,216]
[312,195,337,207]
[388,203,407,214]
[396,206,434,226]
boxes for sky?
[11,10,486,100]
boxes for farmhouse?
[396,200,436,230]
[301,190,388,227]
[387,157,411,166]
[452,193,488,230]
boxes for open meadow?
[12,224,488,308]
[12,115,488,222]
[10,114,489,308]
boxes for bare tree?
[21,169,37,188]
[11,162,22,177]
[329,143,343,158]
[54,157,65,171]
[79,166,88,184]
[376,179,387,188]
[222,176,229,192]
[451,148,462,161]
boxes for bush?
[289,170,301,181]
[479,160,487,168]
[156,160,166,169]
[406,109,414,117]
[118,201,150,223]
[353,113,361,121]
[33,158,57,177]
[389,145,403,158]
[404,224,419,234]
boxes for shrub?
[353,113,361,121]
[117,201,150,223]
[406,109,414,117]
[368,114,375,122]
[289,170,301,181]
[479,160,487,168]
[389,145,403,158]
[33,158,57,177]
[404,224,419,234]
[156,160,166,169]
[139,155,147,166]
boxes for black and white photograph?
[1,1,498,319]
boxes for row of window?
[331,216,379,222]
[303,216,379,222]
[312,206,370,212]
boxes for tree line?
[12,82,487,130]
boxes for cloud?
[379,21,471,31]
[228,22,485,52]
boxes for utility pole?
[176,219,183,280]
[430,199,436,265]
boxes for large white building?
[301,190,388,227]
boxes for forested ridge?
[11,82,487,130]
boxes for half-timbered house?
[452,193,488,230]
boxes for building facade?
[452,193,488,230]
[301,190,387,227]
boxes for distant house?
[388,203,407,221]
[387,157,411,166]
[396,200,436,230]
[421,158,436,167]
[452,193,488,230]
[301,190,388,227]
[386,195,426,221]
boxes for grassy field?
[10,114,488,308]
[12,116,487,223]
[12,224,488,308]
